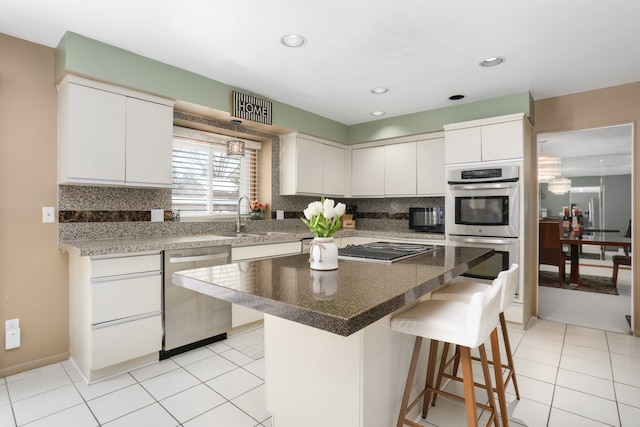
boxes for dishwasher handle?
[169,253,229,264]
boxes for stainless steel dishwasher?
[161,245,232,359]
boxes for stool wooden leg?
[500,312,520,399]
[490,328,509,426]
[459,346,479,427]
[397,336,423,427]
[430,342,450,406]
[422,340,440,419]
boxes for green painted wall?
[55,32,532,144]
[347,92,533,143]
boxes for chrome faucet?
[236,196,251,233]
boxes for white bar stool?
[390,274,505,427]
[431,264,520,426]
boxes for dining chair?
[612,220,631,288]
[539,220,567,284]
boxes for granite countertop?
[58,230,446,256]
[172,246,492,336]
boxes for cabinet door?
[481,121,523,161]
[385,141,416,196]
[323,144,346,196]
[125,98,173,187]
[444,127,481,164]
[351,146,385,197]
[295,137,324,194]
[417,138,445,195]
[65,84,126,183]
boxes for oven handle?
[447,182,518,190]
[448,235,518,246]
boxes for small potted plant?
[250,200,268,220]
[301,197,346,270]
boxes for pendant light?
[548,176,572,195]
[538,141,561,183]
[227,120,245,157]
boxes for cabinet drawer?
[92,314,162,370]
[91,253,160,278]
[232,241,302,261]
[92,273,161,324]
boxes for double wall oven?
[445,163,522,299]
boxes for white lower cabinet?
[69,251,162,383]
[230,241,303,329]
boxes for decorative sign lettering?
[231,91,272,125]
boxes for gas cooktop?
[338,242,439,264]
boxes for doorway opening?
[537,123,633,333]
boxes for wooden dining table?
[560,233,632,284]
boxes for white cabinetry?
[444,113,525,164]
[280,134,346,196]
[351,133,445,197]
[58,75,174,187]
[384,142,416,196]
[416,137,445,195]
[351,145,385,197]
[69,251,162,383]
[230,241,302,329]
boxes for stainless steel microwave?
[409,207,444,233]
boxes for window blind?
[172,127,259,218]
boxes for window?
[172,126,260,219]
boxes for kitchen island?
[173,245,492,427]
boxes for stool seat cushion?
[432,264,519,313]
[391,279,501,349]
[431,281,490,304]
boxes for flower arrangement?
[302,197,346,238]
[250,200,268,212]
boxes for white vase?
[309,237,339,271]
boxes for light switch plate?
[151,209,164,222]
[42,207,55,223]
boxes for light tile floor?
[0,326,269,427]
[2,319,640,426]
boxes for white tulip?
[303,207,313,220]
[334,202,346,217]
[308,201,322,217]
[323,198,335,218]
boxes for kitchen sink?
[218,233,261,238]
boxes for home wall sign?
[231,91,272,125]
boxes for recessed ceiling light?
[371,87,389,94]
[479,56,505,67]
[280,34,307,48]
[449,94,465,100]
[371,111,386,116]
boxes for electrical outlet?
[5,328,20,350]
[5,318,19,331]
[151,209,164,222]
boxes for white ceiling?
[2,1,640,126]
[538,124,633,178]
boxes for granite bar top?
[58,230,445,256]
[172,246,492,336]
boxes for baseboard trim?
[0,351,70,378]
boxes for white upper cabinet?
[125,97,174,186]
[384,141,416,196]
[351,133,444,198]
[444,113,525,164]
[351,145,385,197]
[57,75,175,187]
[280,133,346,196]
[416,137,445,195]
